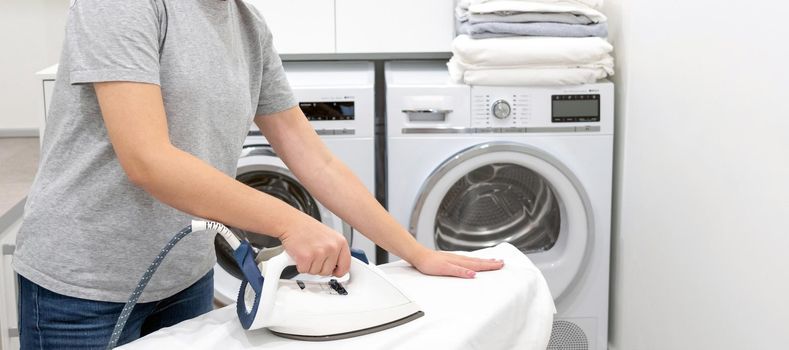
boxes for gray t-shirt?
[13,0,297,302]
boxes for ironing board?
[118,243,556,350]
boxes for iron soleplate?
[269,311,425,342]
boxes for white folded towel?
[452,35,613,67]
[464,1,608,23]
[449,61,612,86]
[572,0,603,9]
[471,0,603,9]
[452,54,614,72]
[449,35,614,86]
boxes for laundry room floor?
[0,137,39,215]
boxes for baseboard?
[0,128,39,138]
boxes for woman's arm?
[258,107,504,278]
[94,82,351,277]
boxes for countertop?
[36,64,58,80]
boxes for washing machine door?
[214,144,342,305]
[410,142,593,302]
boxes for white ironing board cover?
[118,243,556,350]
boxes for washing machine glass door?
[215,144,338,283]
[410,142,594,302]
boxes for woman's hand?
[409,248,505,279]
[277,215,352,277]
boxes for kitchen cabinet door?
[335,0,454,53]
[246,0,336,54]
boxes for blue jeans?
[18,270,214,349]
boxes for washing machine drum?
[214,169,322,280]
[412,142,594,302]
[435,163,561,253]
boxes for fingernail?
[467,270,476,277]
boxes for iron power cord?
[106,221,239,349]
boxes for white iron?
[237,244,425,340]
[199,220,424,341]
[108,221,423,348]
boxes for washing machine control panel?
[470,85,611,132]
[471,92,532,128]
[301,101,355,121]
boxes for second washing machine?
[386,61,614,350]
[214,61,377,305]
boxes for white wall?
[606,0,789,349]
[0,0,69,133]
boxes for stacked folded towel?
[450,0,615,86]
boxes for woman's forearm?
[299,156,428,262]
[132,144,310,238]
[259,108,429,262]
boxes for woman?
[12,0,504,348]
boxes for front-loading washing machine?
[214,61,377,305]
[385,61,613,350]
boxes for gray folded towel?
[457,21,608,39]
[469,12,594,25]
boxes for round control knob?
[491,100,512,119]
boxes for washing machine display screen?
[551,94,600,123]
[300,101,355,121]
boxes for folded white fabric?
[476,0,603,9]
[470,1,607,23]
[449,35,614,85]
[452,34,613,67]
[451,51,615,72]
[458,0,607,23]
[571,0,603,9]
[449,57,613,85]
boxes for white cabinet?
[246,0,454,55]
[0,219,21,350]
[335,0,455,53]
[246,0,336,54]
